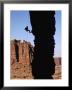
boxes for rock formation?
[10,40,61,79]
[29,11,55,79]
[10,39,33,65]
[54,57,61,66]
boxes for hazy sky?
[10,11,61,57]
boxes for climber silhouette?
[24,26,32,33]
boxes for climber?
[24,26,32,33]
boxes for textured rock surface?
[54,57,61,66]
[52,65,61,79]
[11,62,34,79]
[11,63,61,79]
[10,40,61,79]
[11,40,33,65]
[10,40,34,79]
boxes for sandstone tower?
[29,11,56,79]
[10,40,33,65]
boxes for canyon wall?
[11,40,61,66]
[10,40,61,79]
[10,40,33,65]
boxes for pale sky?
[10,11,61,57]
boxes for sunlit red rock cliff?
[10,40,61,79]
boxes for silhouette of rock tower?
[29,11,56,79]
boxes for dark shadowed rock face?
[10,40,33,65]
[29,11,56,79]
